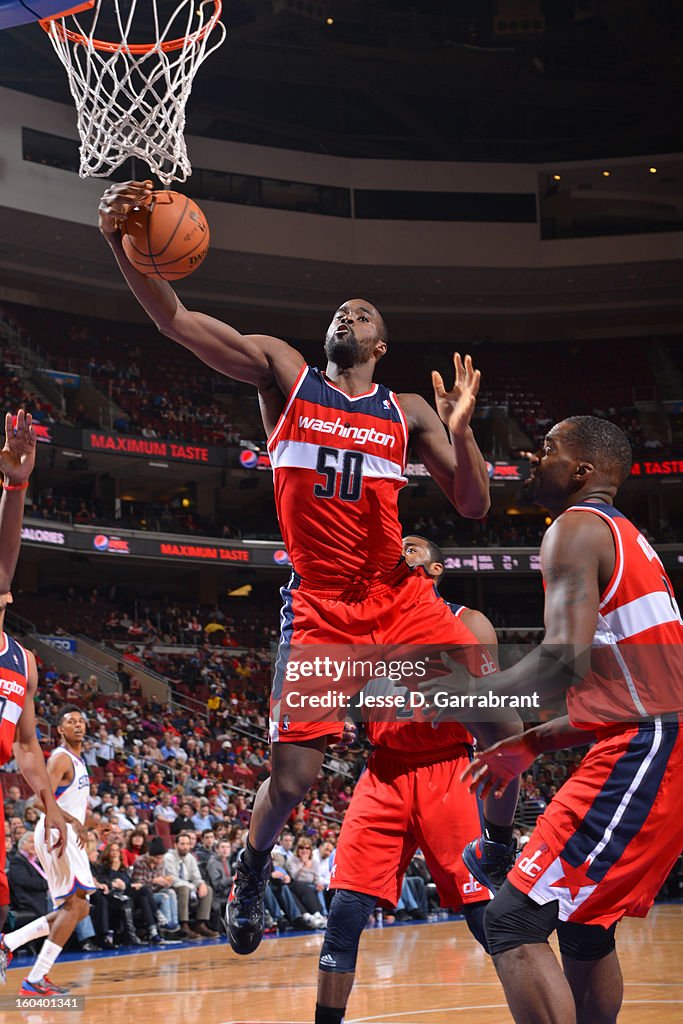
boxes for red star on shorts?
[550,858,595,900]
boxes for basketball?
[121,190,210,280]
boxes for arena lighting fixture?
[148,461,169,468]
[60,450,83,458]
[649,166,658,174]
[602,170,610,177]
[552,174,561,180]
[326,16,333,24]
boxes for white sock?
[27,939,63,984]
[5,917,50,953]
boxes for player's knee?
[270,768,318,808]
[463,901,489,952]
[485,881,558,957]
[318,890,376,974]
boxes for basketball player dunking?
[1,706,96,996]
[427,417,683,1024]
[0,408,67,967]
[98,180,512,957]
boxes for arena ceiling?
[1,0,682,162]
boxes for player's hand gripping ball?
[122,190,210,280]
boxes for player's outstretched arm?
[13,653,68,855]
[0,409,36,594]
[98,181,304,391]
[461,715,597,801]
[399,354,490,518]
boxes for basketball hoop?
[40,0,226,185]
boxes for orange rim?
[40,0,222,54]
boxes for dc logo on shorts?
[282,715,290,732]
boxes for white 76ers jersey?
[50,746,90,825]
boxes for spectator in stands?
[153,792,177,824]
[6,785,27,818]
[288,837,327,924]
[313,839,335,900]
[206,838,232,928]
[23,806,40,832]
[8,832,49,919]
[171,801,196,835]
[195,829,216,875]
[122,829,148,869]
[163,832,218,940]
[92,842,146,946]
[273,830,295,868]
[191,801,215,832]
[94,726,115,766]
[131,837,181,937]
[81,739,99,768]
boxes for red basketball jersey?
[365,603,485,756]
[268,366,408,584]
[559,503,683,728]
[0,633,29,763]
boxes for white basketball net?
[41,0,226,185]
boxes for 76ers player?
[435,417,683,1024]
[98,181,492,957]
[315,535,519,1024]
[1,706,96,996]
[0,408,67,949]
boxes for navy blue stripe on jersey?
[0,635,27,674]
[271,573,301,714]
[559,718,679,882]
[570,502,627,521]
[297,367,404,423]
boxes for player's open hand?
[329,718,358,753]
[98,180,154,237]
[460,731,537,801]
[432,353,481,438]
[417,650,475,723]
[0,409,36,485]
[44,804,68,858]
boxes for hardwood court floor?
[3,905,682,1023]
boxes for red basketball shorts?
[507,716,683,928]
[269,562,479,744]
[329,746,491,910]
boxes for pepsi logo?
[240,450,259,468]
[486,461,495,479]
[93,535,130,554]
[273,550,291,566]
